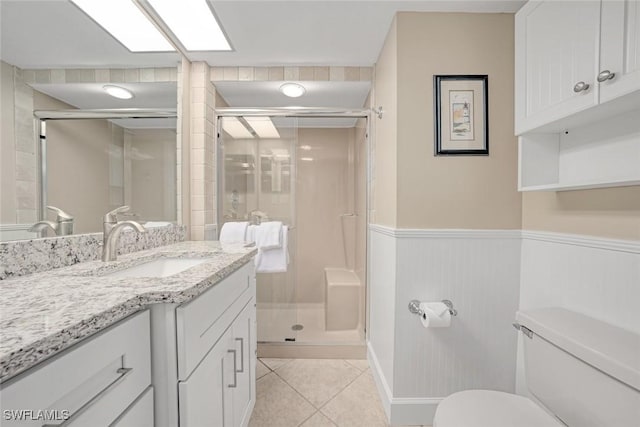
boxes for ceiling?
[2,0,524,126]
[1,1,526,69]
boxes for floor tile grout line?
[317,366,369,413]
[272,359,364,412]
[270,369,324,413]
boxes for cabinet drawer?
[112,386,154,427]
[176,262,254,380]
[0,310,151,427]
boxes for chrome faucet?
[102,206,146,262]
[29,206,74,236]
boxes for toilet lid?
[434,390,564,427]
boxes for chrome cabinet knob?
[573,81,590,93]
[597,70,616,82]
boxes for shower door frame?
[215,107,372,344]
[33,108,178,222]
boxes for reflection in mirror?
[0,60,178,242]
[42,116,177,236]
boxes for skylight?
[70,0,174,52]
[222,117,254,139]
[245,117,280,139]
[147,0,232,51]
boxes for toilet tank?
[517,308,640,427]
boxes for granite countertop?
[0,241,257,383]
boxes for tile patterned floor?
[249,358,430,427]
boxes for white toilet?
[433,307,640,427]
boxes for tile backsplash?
[0,224,186,280]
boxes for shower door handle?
[235,337,244,373]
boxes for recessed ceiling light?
[280,83,306,98]
[70,0,174,52]
[222,117,253,139]
[103,85,134,100]
[147,0,231,51]
[245,117,280,139]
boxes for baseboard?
[367,342,441,426]
[257,342,366,359]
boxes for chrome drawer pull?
[597,70,615,82]
[42,367,133,427]
[573,81,590,93]
[228,349,237,388]
[235,337,244,373]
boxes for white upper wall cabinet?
[515,0,640,192]
[600,0,640,103]
[516,0,600,134]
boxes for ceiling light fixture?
[280,83,306,98]
[300,157,314,162]
[103,85,134,99]
[147,0,231,51]
[70,0,174,52]
[222,117,254,139]
[245,117,280,139]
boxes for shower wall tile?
[124,68,139,83]
[34,70,51,84]
[299,66,315,80]
[21,67,178,84]
[95,69,110,82]
[313,66,330,81]
[110,69,125,83]
[50,69,66,84]
[329,67,345,81]
[139,68,155,82]
[268,67,284,81]
[209,66,374,82]
[284,67,299,80]
[239,67,254,81]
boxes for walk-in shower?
[216,109,369,352]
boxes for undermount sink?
[105,258,210,279]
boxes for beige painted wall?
[1,61,17,223]
[394,12,521,229]
[34,91,123,234]
[522,187,640,240]
[372,17,398,227]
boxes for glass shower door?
[218,117,298,342]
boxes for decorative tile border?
[0,224,186,280]
[210,66,373,82]
[22,67,178,85]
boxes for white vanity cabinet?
[515,0,640,191]
[0,310,153,427]
[178,302,256,427]
[151,261,257,427]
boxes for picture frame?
[434,75,489,156]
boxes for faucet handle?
[47,205,73,221]
[104,206,130,223]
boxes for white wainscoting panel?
[368,225,522,425]
[368,227,397,399]
[516,232,640,395]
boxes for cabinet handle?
[42,367,133,427]
[235,337,244,373]
[227,349,238,388]
[573,81,590,93]
[597,70,616,82]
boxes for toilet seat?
[433,390,564,427]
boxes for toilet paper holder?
[408,299,458,318]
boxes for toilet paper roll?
[419,302,451,328]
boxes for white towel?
[255,226,289,273]
[254,221,283,249]
[143,221,172,228]
[246,225,257,243]
[219,221,249,243]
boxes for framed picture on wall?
[434,75,489,156]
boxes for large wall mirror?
[0,1,181,242]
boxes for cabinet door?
[516,0,600,133]
[600,0,640,102]
[231,301,256,427]
[178,328,235,427]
